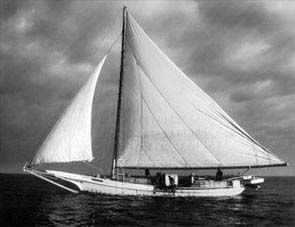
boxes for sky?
[0,0,294,176]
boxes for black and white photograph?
[0,0,294,226]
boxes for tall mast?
[111,6,127,178]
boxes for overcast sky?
[0,0,294,175]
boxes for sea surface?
[0,174,294,226]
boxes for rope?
[84,161,103,173]
[94,8,122,60]
[104,32,121,57]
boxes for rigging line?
[188,103,266,161]
[196,108,255,145]
[134,63,222,165]
[218,110,259,144]
[100,31,121,57]
[219,114,274,163]
[84,161,103,173]
[219,113,271,152]
[141,94,191,167]
[97,8,122,56]
[135,58,144,167]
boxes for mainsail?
[31,56,107,165]
[116,11,286,169]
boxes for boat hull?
[80,180,245,197]
[39,170,245,197]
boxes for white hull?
[26,169,245,197]
[79,179,245,197]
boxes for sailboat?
[24,6,287,197]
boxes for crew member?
[168,175,175,186]
[216,168,223,181]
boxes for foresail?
[116,11,285,169]
[31,56,107,165]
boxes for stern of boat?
[242,175,264,189]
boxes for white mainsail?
[117,11,285,169]
[31,56,107,165]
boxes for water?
[0,174,294,226]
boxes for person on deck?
[190,172,195,185]
[145,169,151,184]
[216,168,223,181]
[145,169,151,178]
[168,175,176,192]
[155,172,161,188]
[168,176,175,187]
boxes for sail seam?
[135,63,222,165]
[252,140,259,165]
[140,94,191,167]
[135,61,144,167]
[142,147,156,167]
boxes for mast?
[111,6,127,178]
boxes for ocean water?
[0,174,294,226]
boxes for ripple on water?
[0,175,294,226]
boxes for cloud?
[0,0,294,175]
[225,40,270,70]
